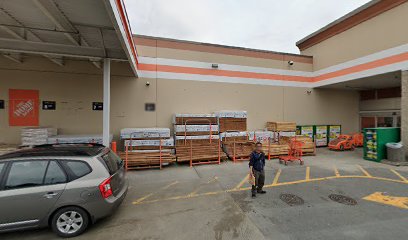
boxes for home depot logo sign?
[13,99,34,117]
[9,89,39,126]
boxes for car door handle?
[43,192,59,199]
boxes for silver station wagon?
[0,144,128,238]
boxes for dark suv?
[0,144,128,238]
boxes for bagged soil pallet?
[215,111,247,133]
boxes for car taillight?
[99,177,113,198]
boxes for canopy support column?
[103,58,111,147]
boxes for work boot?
[251,185,256,198]
[257,189,266,194]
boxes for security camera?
[288,61,294,66]
[145,81,150,86]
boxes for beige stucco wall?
[136,45,314,72]
[301,2,408,70]
[0,55,359,145]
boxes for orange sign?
[9,89,39,126]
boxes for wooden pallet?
[119,151,176,170]
[266,122,296,132]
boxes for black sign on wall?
[145,103,156,112]
[92,102,103,111]
[42,101,56,110]
[0,100,4,109]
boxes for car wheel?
[51,207,89,238]
[339,145,344,151]
[350,144,355,151]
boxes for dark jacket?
[249,151,265,171]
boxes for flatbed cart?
[279,138,304,165]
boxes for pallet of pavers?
[216,111,247,133]
[266,122,297,132]
[21,127,57,146]
[47,134,111,145]
[120,128,175,170]
[280,135,316,156]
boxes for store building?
[0,0,407,156]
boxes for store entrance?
[360,112,401,131]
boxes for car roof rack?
[33,143,106,148]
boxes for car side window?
[60,161,91,181]
[5,161,48,189]
[0,163,4,179]
[44,161,67,185]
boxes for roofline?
[296,0,408,51]
[134,34,313,60]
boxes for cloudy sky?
[123,0,371,54]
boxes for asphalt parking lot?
[3,148,408,240]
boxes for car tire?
[350,144,355,151]
[339,145,344,151]
[51,207,89,238]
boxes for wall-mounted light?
[307,90,312,95]
[288,60,294,66]
[145,81,150,86]
[211,63,219,69]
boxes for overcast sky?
[123,0,371,54]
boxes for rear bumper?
[89,179,129,223]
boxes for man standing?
[249,142,266,198]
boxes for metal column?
[103,58,111,147]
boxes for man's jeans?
[251,169,265,194]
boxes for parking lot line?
[189,177,218,196]
[234,174,249,190]
[272,169,282,185]
[389,169,408,182]
[305,167,310,180]
[132,165,408,206]
[133,181,179,204]
[358,165,372,177]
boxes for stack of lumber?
[262,143,290,157]
[173,114,219,145]
[47,134,111,144]
[120,128,175,169]
[176,142,227,163]
[280,135,316,156]
[220,131,248,143]
[0,144,18,155]
[216,111,247,133]
[21,127,57,146]
[266,122,296,132]
[118,151,176,170]
[223,141,254,160]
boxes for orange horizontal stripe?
[138,51,408,83]
[138,64,312,82]
[314,52,408,82]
